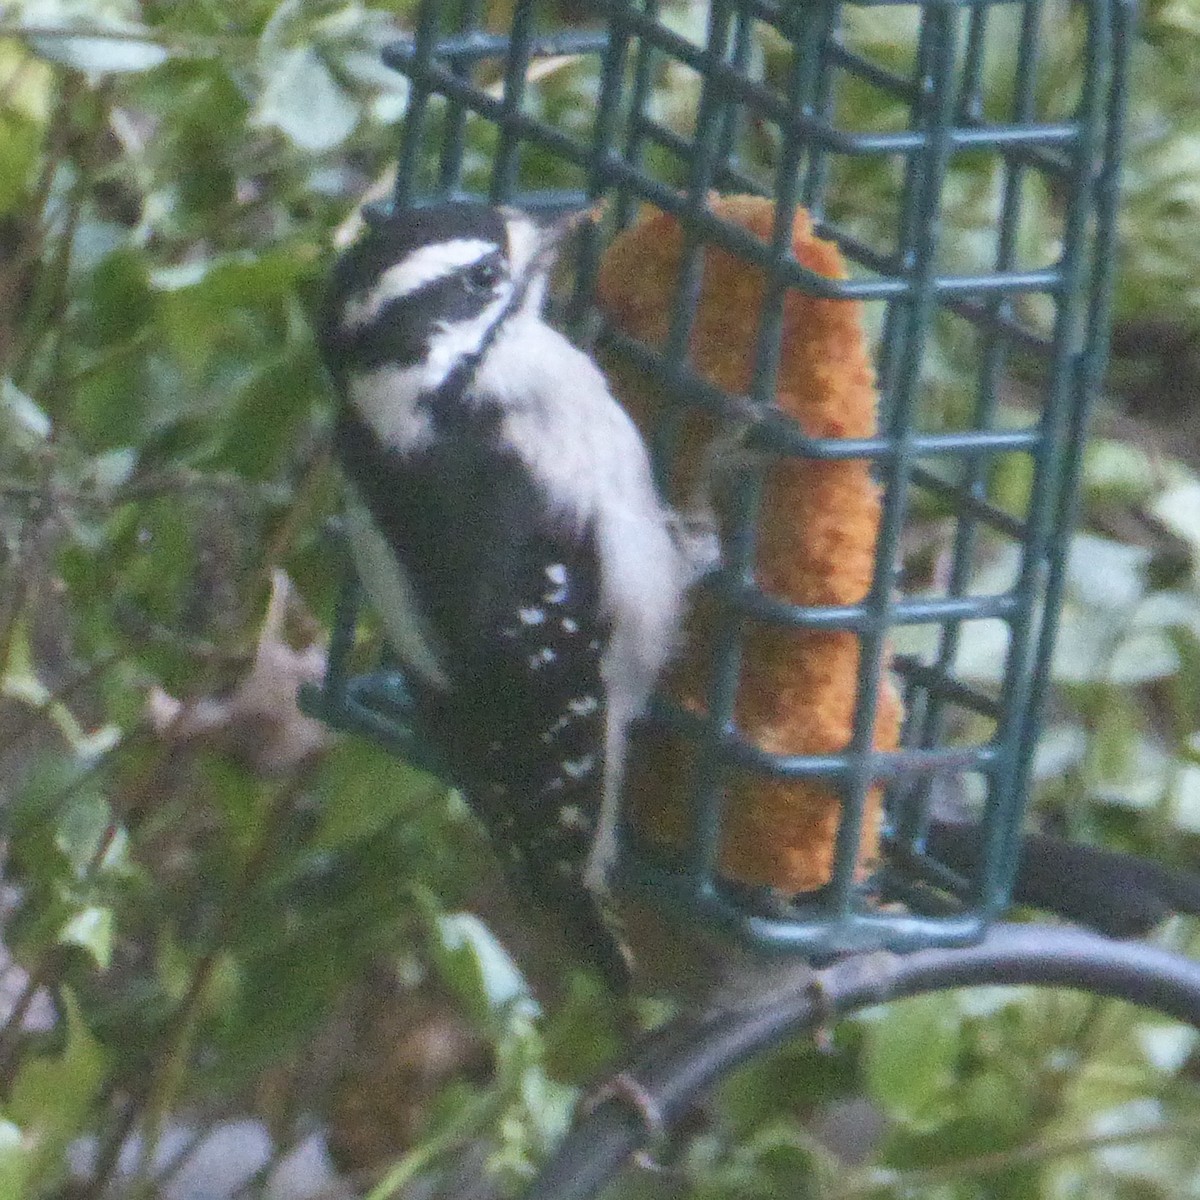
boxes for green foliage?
[6,994,108,1192]
[0,1,1198,1198]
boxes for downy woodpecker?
[318,202,710,990]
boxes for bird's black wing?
[335,407,631,991]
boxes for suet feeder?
[307,0,1138,957]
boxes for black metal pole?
[522,924,1200,1200]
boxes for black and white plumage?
[318,202,709,990]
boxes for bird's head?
[318,201,574,388]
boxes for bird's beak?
[534,201,605,269]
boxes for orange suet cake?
[596,195,902,894]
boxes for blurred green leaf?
[211,933,347,1081]
[1134,1022,1198,1074]
[862,996,961,1129]
[58,904,114,968]
[431,910,536,1029]
[1066,535,1152,611]
[211,351,317,478]
[0,111,42,214]
[0,1119,30,1200]
[1151,479,1200,554]
[1169,765,1200,833]
[1,378,52,444]
[8,993,107,1187]
[69,352,151,449]
[53,793,114,878]
[25,19,169,74]
[150,244,318,310]
[539,972,623,1083]
[1083,439,1162,505]
[312,741,442,852]
[253,45,358,152]
[120,497,196,624]
[77,248,152,347]
[1118,117,1200,327]
[200,755,267,861]
[79,446,137,493]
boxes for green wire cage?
[306,0,1134,961]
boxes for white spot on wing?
[558,805,590,830]
[545,564,567,585]
[519,606,545,626]
[567,695,598,717]
[562,754,595,779]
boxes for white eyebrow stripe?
[341,237,496,330]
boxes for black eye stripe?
[466,265,497,290]
[363,266,488,320]
[462,255,506,292]
[344,276,501,369]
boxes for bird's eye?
[464,259,503,293]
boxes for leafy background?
[1,0,1199,1197]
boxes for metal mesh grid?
[306,0,1134,956]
